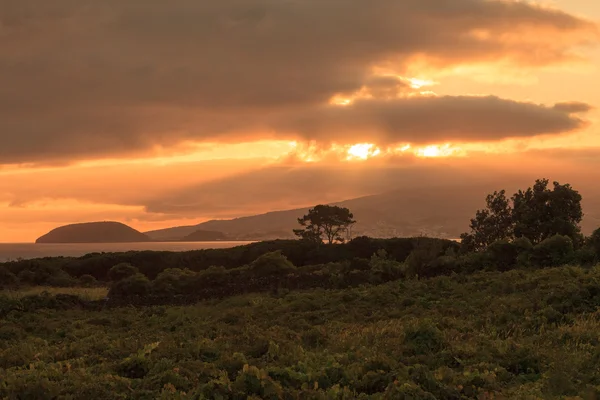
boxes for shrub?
[369,250,403,282]
[152,268,196,295]
[425,256,459,277]
[196,266,230,287]
[403,320,446,356]
[573,247,597,267]
[16,269,36,284]
[108,263,139,282]
[405,238,445,278]
[249,251,296,277]
[0,266,18,288]
[589,228,600,257]
[486,240,519,271]
[46,270,77,287]
[79,274,97,287]
[531,235,574,268]
[109,273,151,297]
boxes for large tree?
[461,179,583,251]
[294,205,356,245]
[512,179,583,245]
[459,190,513,252]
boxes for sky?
[0,0,599,242]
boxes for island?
[35,221,151,244]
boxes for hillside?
[143,186,481,241]
[181,229,229,241]
[36,221,151,244]
[145,184,600,241]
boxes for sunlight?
[346,143,381,160]
[407,78,436,89]
[415,144,461,158]
[329,95,354,106]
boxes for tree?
[589,228,600,256]
[294,205,356,245]
[461,179,583,252]
[460,190,513,252]
[512,179,583,245]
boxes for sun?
[415,144,460,158]
[346,143,381,160]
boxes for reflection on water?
[0,242,255,262]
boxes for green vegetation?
[2,177,600,398]
[3,266,600,398]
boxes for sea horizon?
[0,241,256,262]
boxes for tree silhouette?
[461,179,583,251]
[294,205,356,245]
[512,179,583,245]
[460,190,513,252]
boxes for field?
[3,265,600,399]
[1,286,108,301]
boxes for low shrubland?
[3,265,600,398]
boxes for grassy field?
[3,265,600,399]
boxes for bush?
[425,256,459,277]
[369,250,404,282]
[109,273,151,297]
[573,247,597,267]
[108,263,139,282]
[196,266,230,287]
[0,266,18,288]
[531,235,574,268]
[405,238,445,278]
[152,268,196,295]
[79,274,97,287]
[46,270,77,287]
[589,228,600,257]
[486,240,519,271]
[249,251,296,277]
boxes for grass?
[2,286,108,301]
[2,266,600,398]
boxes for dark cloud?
[271,96,590,145]
[0,0,596,163]
[553,102,595,113]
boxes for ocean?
[0,242,255,262]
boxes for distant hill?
[145,184,600,241]
[143,185,493,241]
[36,222,151,244]
[181,230,229,242]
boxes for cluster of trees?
[457,179,600,268]
[460,179,585,251]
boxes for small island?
[35,221,151,244]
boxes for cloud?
[553,102,595,113]
[0,0,596,163]
[270,96,590,145]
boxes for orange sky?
[0,0,599,242]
